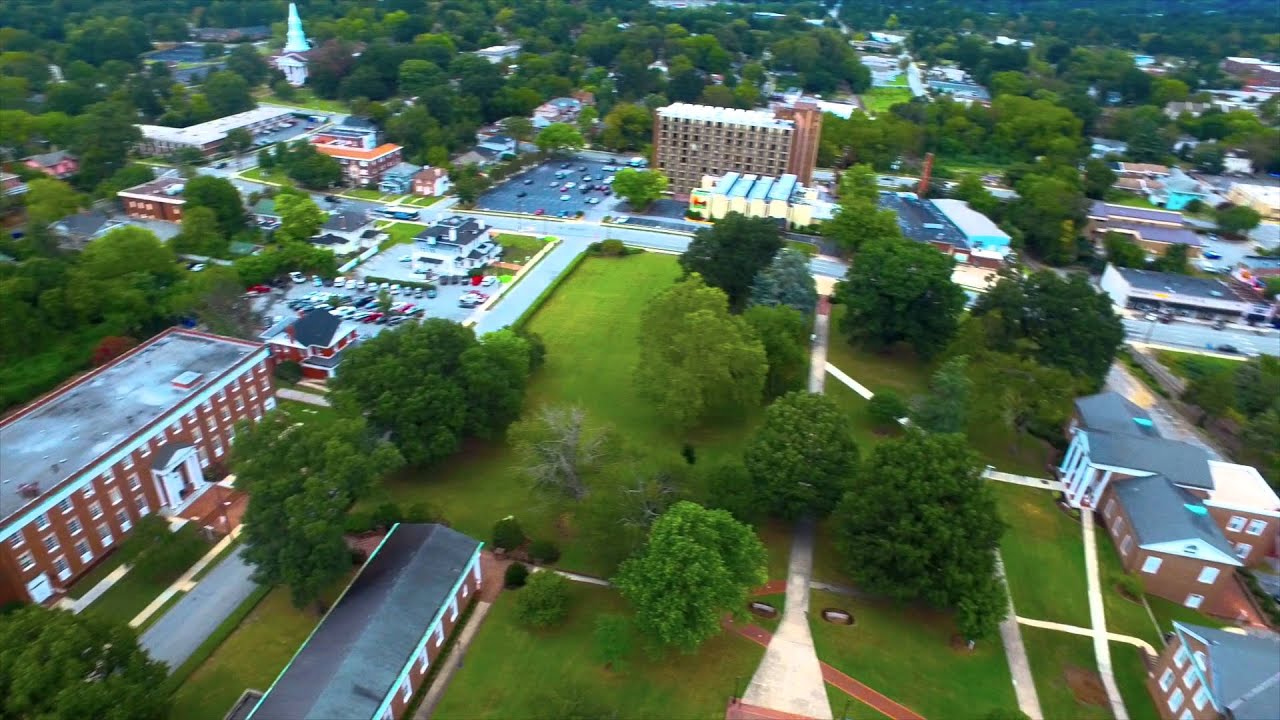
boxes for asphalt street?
[1123,316,1279,357]
[139,545,259,672]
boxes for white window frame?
[1235,542,1253,559]
[67,518,83,536]
[1192,686,1209,710]
[76,539,92,563]
[1196,566,1220,584]
[1167,687,1184,712]
[1174,646,1188,668]
[1182,668,1198,691]
[43,535,58,552]
[1193,651,1206,671]
[8,533,24,549]
[53,556,71,580]
[18,552,35,571]
[57,498,73,514]
[1185,594,1204,609]
[401,676,412,702]
[1159,668,1174,691]
[213,438,224,457]
[1246,519,1266,536]
[110,489,123,506]
[98,523,113,544]
[83,483,96,499]
[418,644,429,671]
[35,513,50,531]
[129,474,142,492]
[1226,515,1246,532]
[89,502,103,520]
[1104,498,1116,518]
[1142,556,1163,574]
[1177,710,1192,720]
[1120,535,1133,556]
[123,455,134,470]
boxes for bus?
[627,157,648,168]
[373,207,420,220]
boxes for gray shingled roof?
[1086,431,1214,489]
[248,524,481,720]
[1075,392,1157,437]
[1176,623,1280,718]
[322,211,370,233]
[1112,475,1236,558]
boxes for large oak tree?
[679,213,783,313]
[744,391,860,518]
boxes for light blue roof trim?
[768,174,798,201]
[714,172,740,195]
[747,177,774,201]
[729,174,757,198]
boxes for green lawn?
[433,583,765,719]
[751,591,786,634]
[825,307,933,397]
[402,195,442,207]
[1145,594,1229,635]
[495,232,549,265]
[1022,627,1110,720]
[82,525,211,626]
[378,221,422,250]
[808,589,1018,719]
[935,159,1013,180]
[168,584,340,720]
[992,483,1092,627]
[67,545,136,599]
[1103,192,1166,211]
[240,167,293,186]
[757,519,793,583]
[786,240,819,256]
[1155,349,1244,381]
[811,519,852,587]
[276,399,341,428]
[1112,642,1162,720]
[370,254,762,578]
[861,87,915,113]
[1094,526,1162,646]
[341,188,388,201]
[254,86,350,114]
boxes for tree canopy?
[750,248,818,316]
[744,391,860,518]
[612,168,669,211]
[534,122,585,154]
[615,501,767,652]
[679,212,783,313]
[742,304,811,399]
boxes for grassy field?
[433,583,764,719]
[495,232,549,265]
[1112,642,1162,720]
[1146,593,1229,635]
[240,167,293,186]
[861,87,914,113]
[786,240,819,256]
[823,379,901,453]
[370,253,761,577]
[1094,526,1162,646]
[378,221,422,250]
[1103,192,1166,211]
[825,307,933,397]
[341,188,388,201]
[82,525,211,626]
[1155,349,1244,381]
[67,546,135,599]
[991,483,1092,627]
[808,590,1018,719]
[1022,627,1111,720]
[402,195,442,207]
[757,519,793,582]
[168,578,351,720]
[254,86,350,114]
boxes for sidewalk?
[411,600,493,720]
[276,387,331,407]
[1081,511,1130,720]
[995,555,1044,720]
[1014,616,1157,656]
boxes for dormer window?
[1183,544,1197,555]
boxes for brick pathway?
[751,580,787,596]
[725,619,925,720]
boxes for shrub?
[371,502,402,529]
[1114,573,1143,601]
[493,516,526,551]
[343,510,375,534]
[504,562,529,588]
[681,443,697,465]
[402,501,438,523]
[598,238,625,256]
[516,570,571,627]
[867,390,908,429]
[274,361,303,384]
[530,539,561,565]
[132,527,207,583]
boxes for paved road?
[140,546,259,672]
[1124,317,1279,357]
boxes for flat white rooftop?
[658,103,792,130]
[1207,461,1280,517]
[0,330,262,524]
[137,106,294,146]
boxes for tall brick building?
[652,101,823,196]
[0,329,276,605]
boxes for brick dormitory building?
[0,329,276,605]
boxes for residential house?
[572,89,596,107]
[377,162,422,194]
[1086,202,1203,260]
[476,134,517,155]
[531,97,582,128]
[1,172,27,196]
[471,44,521,63]
[244,523,482,720]
[1222,151,1253,176]
[411,216,501,274]
[0,328,274,604]
[311,211,383,255]
[452,147,501,168]
[49,210,126,250]
[1164,101,1212,119]
[23,151,78,179]
[1115,163,1171,179]
[1152,169,1213,211]
[313,143,404,188]
[1090,137,1129,159]
[1146,622,1279,720]
[252,198,280,228]
[411,167,450,197]
[263,311,359,380]
[1060,392,1280,618]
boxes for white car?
[560,194,571,201]
[355,280,367,290]
[481,276,497,287]
[290,271,307,283]
[564,182,577,189]
[330,306,355,317]
[379,282,390,292]
[189,263,206,272]
[399,255,412,263]
[389,284,401,295]
[586,197,600,204]
[333,277,346,288]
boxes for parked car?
[548,180,560,187]
[355,280,367,290]
[414,288,425,298]
[1216,344,1239,354]
[363,312,384,323]
[577,166,587,171]
[534,208,545,215]
[458,299,478,308]
[333,277,346,288]
[245,284,272,295]
[1203,250,1222,260]
[312,276,323,287]
[290,271,307,283]
[388,316,410,326]
[311,303,332,311]
[516,191,527,198]
[324,195,339,203]
[560,194,571,201]
[481,276,497,287]
[426,288,438,298]
[586,197,600,204]
[399,254,412,263]
[523,178,534,185]
[389,284,401,295]
[559,162,570,169]
[564,182,576,189]
[353,295,375,308]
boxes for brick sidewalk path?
[725,619,926,720]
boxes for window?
[418,645,429,671]
[1141,556,1163,574]
[129,474,142,492]
[75,540,91,562]
[44,535,58,552]
[8,533,23,549]
[1120,535,1133,556]
[89,502,103,520]
[1192,686,1209,710]
[1104,499,1116,518]
[1178,711,1192,720]
[68,519,82,536]
[1111,515,1123,533]
[1185,594,1204,609]
[1227,515,1246,532]
[110,489,123,505]
[1167,688,1184,712]
[1174,646,1189,668]
[401,677,412,701]
[123,455,134,470]
[192,427,202,441]
[17,550,37,570]
[137,498,151,516]
[1193,651,1206,671]
[1235,542,1253,559]
[206,417,216,431]
[213,438,224,457]
[1182,668,1198,691]
[202,400,213,412]
[54,556,70,580]
[1197,566,1220,584]
[1159,668,1175,691]
[35,513,50,531]
[98,524,112,543]
[139,444,150,458]
[57,498,72,514]
[221,408,230,421]
[1246,519,1267,536]
[83,483,95,499]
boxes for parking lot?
[475,157,627,221]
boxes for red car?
[362,312,384,323]
[533,208,545,216]
[245,284,272,295]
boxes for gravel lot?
[475,157,626,221]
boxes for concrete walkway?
[60,564,133,613]
[411,600,493,720]
[130,526,242,628]
[982,468,1064,492]
[995,555,1044,720]
[808,297,831,393]
[1015,617,1157,656]
[1081,511,1130,720]
[741,518,834,720]
[824,362,873,400]
[276,387,331,407]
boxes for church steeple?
[284,3,310,53]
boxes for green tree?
[680,212,783,313]
[634,275,767,428]
[451,164,490,206]
[397,59,444,97]
[833,433,1006,637]
[615,501,767,652]
[516,571,572,628]
[182,175,247,237]
[504,116,535,142]
[822,198,903,253]
[224,127,253,155]
[744,391,860,518]
[743,304,810,399]
[170,206,227,257]
[274,191,327,244]
[202,70,255,117]
[913,356,972,434]
[968,352,1080,449]
[281,141,342,188]
[0,605,169,720]
[837,164,879,204]
[867,390,908,429]
[1104,231,1148,268]
[836,238,965,359]
[1183,369,1236,426]
[66,227,183,331]
[612,168,668,210]
[535,123,585,155]
[24,177,82,227]
[1215,205,1262,237]
[600,103,652,151]
[750,248,818,315]
[235,412,404,609]
[226,44,270,86]
[1083,158,1117,200]
[1150,243,1191,274]
[95,163,155,199]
